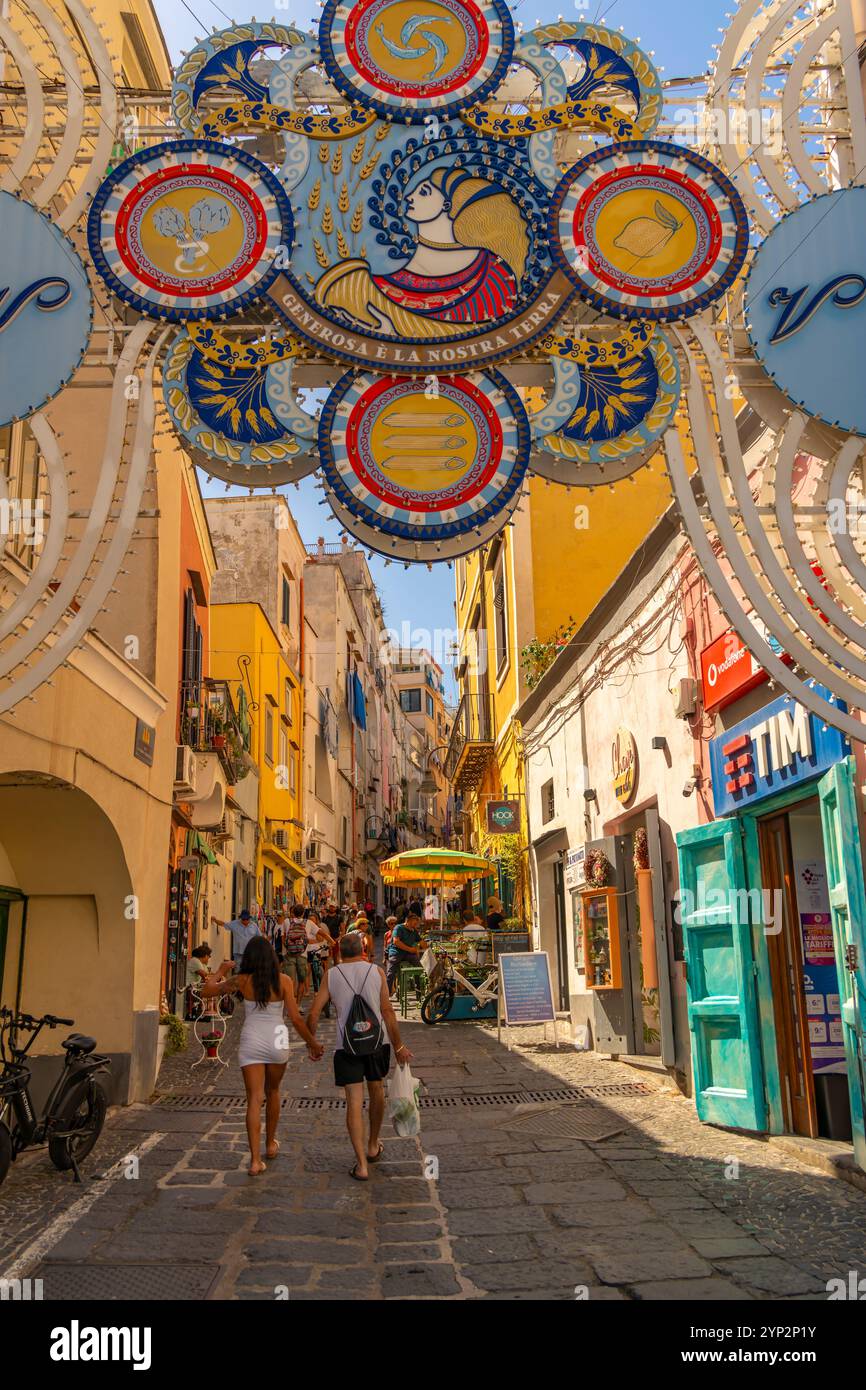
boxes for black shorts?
[333,1044,391,1087]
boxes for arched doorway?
[0,773,137,1104]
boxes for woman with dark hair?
[202,936,323,1175]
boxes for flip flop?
[367,1143,385,1163]
[265,1141,280,1159]
[248,1160,266,1177]
[349,1163,369,1181]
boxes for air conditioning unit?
[674,678,698,719]
[174,745,197,797]
[305,840,320,863]
[273,828,289,850]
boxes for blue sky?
[155,0,725,692]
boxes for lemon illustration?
[613,199,683,260]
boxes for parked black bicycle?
[0,1007,111,1187]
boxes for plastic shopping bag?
[388,1063,421,1137]
[420,948,437,976]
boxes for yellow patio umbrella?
[380,847,494,929]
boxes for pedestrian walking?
[201,938,323,1176]
[280,909,310,1003]
[386,910,425,995]
[306,932,413,1181]
[222,907,261,968]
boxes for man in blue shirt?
[386,911,424,994]
[224,908,261,968]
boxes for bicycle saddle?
[61,1033,96,1053]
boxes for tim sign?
[700,631,768,713]
[709,687,849,816]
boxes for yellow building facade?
[450,456,674,918]
[209,604,305,913]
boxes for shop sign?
[612,727,638,806]
[709,685,849,816]
[745,187,866,435]
[133,719,155,766]
[700,630,768,713]
[499,951,555,1025]
[564,845,586,891]
[486,799,520,834]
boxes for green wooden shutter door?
[675,821,767,1131]
[817,758,866,1170]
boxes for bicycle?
[420,952,499,1024]
[307,948,333,1018]
[0,1007,111,1186]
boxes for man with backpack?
[306,932,413,1181]
[280,907,310,1002]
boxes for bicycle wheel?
[421,987,454,1025]
[0,1122,11,1187]
[48,1079,108,1172]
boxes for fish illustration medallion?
[87,140,293,321]
[319,0,515,119]
[549,140,749,321]
[318,369,530,541]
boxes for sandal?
[349,1163,369,1181]
[248,1160,266,1177]
[265,1140,280,1159]
[367,1143,385,1163]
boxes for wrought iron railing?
[444,692,495,782]
[180,678,250,784]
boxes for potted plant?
[211,712,226,750]
[200,1029,225,1060]
[158,1012,187,1068]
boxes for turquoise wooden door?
[817,759,866,1169]
[676,821,767,1130]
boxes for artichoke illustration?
[613,199,683,260]
[152,197,232,266]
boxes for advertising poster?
[795,859,846,1074]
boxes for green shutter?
[817,758,866,1169]
[675,821,767,1131]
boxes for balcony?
[445,693,495,792]
[180,678,251,788]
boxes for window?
[279,727,288,779]
[400,688,421,713]
[341,816,348,854]
[263,867,274,913]
[284,677,293,723]
[426,692,434,719]
[281,574,291,628]
[541,778,555,824]
[264,706,274,767]
[493,557,509,674]
[289,751,297,795]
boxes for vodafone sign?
[700,631,768,713]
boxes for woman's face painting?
[406,179,447,223]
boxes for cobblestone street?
[1,1009,865,1302]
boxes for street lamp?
[419,743,452,799]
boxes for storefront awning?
[188,831,217,864]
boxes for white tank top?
[329,962,384,1050]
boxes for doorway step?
[767,1134,866,1195]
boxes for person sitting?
[386,911,425,995]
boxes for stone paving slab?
[1,1011,865,1300]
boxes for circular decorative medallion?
[745,187,866,437]
[319,368,529,541]
[87,139,292,322]
[0,192,92,427]
[319,0,514,120]
[550,140,749,321]
[324,479,522,560]
[283,125,564,372]
[542,330,680,464]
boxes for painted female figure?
[315,166,529,338]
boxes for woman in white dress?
[202,936,323,1175]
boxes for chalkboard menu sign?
[491,931,531,960]
[499,951,555,1025]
